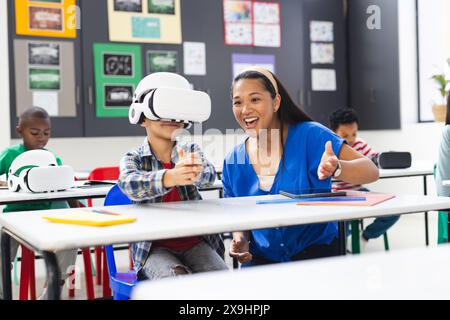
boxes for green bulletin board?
[93,43,142,117]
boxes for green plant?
[431,58,450,98]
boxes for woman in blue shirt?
[223,67,379,266]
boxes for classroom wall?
[0,0,11,150]
[0,0,446,185]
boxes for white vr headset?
[8,150,74,193]
[129,72,211,127]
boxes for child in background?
[329,108,399,246]
[118,73,227,280]
[0,106,78,299]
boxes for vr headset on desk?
[373,151,412,169]
[8,150,74,193]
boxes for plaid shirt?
[118,138,224,273]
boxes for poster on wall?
[223,0,281,47]
[93,43,142,117]
[28,68,61,90]
[310,21,334,42]
[231,53,275,79]
[107,0,182,44]
[148,0,176,14]
[311,43,334,64]
[104,85,134,107]
[183,42,206,76]
[253,1,281,47]
[15,0,77,38]
[311,69,336,91]
[28,42,60,66]
[114,0,143,12]
[223,0,252,45]
[14,39,77,117]
[147,50,178,73]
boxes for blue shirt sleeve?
[221,158,235,198]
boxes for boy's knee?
[172,266,188,275]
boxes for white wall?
[0,0,445,181]
[0,0,11,150]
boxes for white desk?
[1,193,450,300]
[0,183,113,206]
[132,245,450,300]
[378,161,433,179]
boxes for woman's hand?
[318,141,339,180]
[229,233,252,264]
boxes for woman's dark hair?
[446,92,450,125]
[232,71,313,153]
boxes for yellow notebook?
[43,211,136,227]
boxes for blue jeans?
[345,187,400,240]
[139,241,228,280]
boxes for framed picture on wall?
[148,0,175,15]
[28,42,60,66]
[114,0,143,12]
[147,50,177,73]
[104,85,134,107]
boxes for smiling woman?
[223,67,379,267]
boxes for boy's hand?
[229,236,252,264]
[163,148,203,188]
[0,181,6,187]
[318,141,339,180]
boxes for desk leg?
[350,220,360,254]
[41,251,61,300]
[1,230,12,300]
[424,176,429,246]
[338,221,346,255]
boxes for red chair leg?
[19,247,31,300]
[102,248,111,297]
[95,247,102,285]
[68,267,75,298]
[29,251,36,300]
[82,249,95,300]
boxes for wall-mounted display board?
[93,43,142,117]
[8,0,84,138]
[9,0,399,138]
[107,0,182,44]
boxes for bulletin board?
[9,0,352,138]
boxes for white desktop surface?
[1,194,450,253]
[132,245,450,300]
[0,184,113,205]
[378,161,433,178]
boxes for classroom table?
[2,193,450,300]
[0,182,113,206]
[376,161,434,246]
[131,245,450,300]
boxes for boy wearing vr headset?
[118,72,227,280]
[0,107,78,299]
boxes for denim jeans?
[139,241,228,281]
[345,187,400,240]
